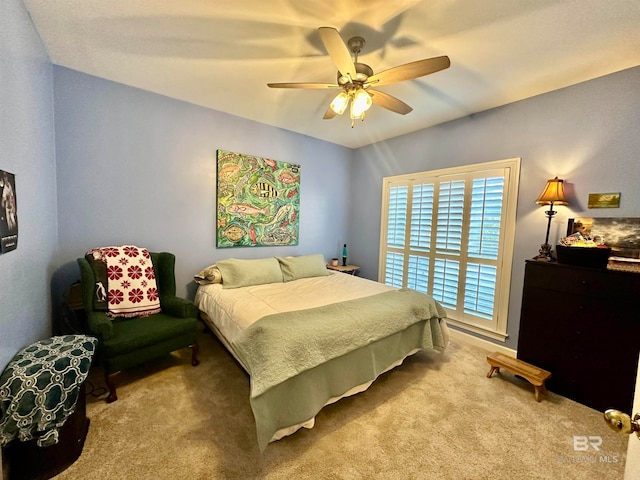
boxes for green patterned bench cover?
[0,335,97,447]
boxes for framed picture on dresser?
[566,217,593,238]
[567,217,640,259]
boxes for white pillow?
[277,254,332,282]
[216,258,283,288]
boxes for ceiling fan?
[267,26,450,126]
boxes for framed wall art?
[588,192,620,209]
[216,150,300,248]
[0,169,18,254]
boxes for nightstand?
[326,264,360,275]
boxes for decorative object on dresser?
[533,176,568,262]
[517,260,640,413]
[558,217,612,268]
[556,245,611,268]
[568,217,640,260]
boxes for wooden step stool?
[486,352,551,402]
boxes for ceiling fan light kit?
[350,88,372,119]
[329,86,372,126]
[267,26,450,128]
[330,91,349,115]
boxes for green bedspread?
[231,288,448,450]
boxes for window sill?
[443,317,508,342]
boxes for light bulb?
[330,92,350,115]
[351,89,372,119]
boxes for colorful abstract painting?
[216,150,300,247]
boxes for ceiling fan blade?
[367,56,450,87]
[318,27,356,80]
[369,89,413,115]
[323,106,337,120]
[267,82,339,89]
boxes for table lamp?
[534,176,568,261]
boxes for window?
[379,159,520,340]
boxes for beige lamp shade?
[535,177,568,205]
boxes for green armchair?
[77,251,200,402]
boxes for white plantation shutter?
[464,263,497,319]
[409,184,433,251]
[379,159,520,340]
[385,251,404,288]
[387,185,408,248]
[468,177,503,259]
[432,258,460,309]
[463,176,503,320]
[384,185,408,288]
[407,255,429,292]
[435,180,464,254]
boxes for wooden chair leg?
[105,371,119,403]
[534,385,543,402]
[190,343,200,367]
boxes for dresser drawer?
[523,261,640,300]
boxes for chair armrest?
[161,296,199,319]
[86,310,114,340]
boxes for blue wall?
[2,0,639,368]
[1,0,352,371]
[0,0,58,369]
[349,66,640,349]
[52,66,353,301]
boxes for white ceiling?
[23,0,640,149]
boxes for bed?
[193,255,449,450]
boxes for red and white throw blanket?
[87,245,161,318]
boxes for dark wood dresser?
[517,260,640,413]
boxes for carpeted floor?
[52,330,627,479]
